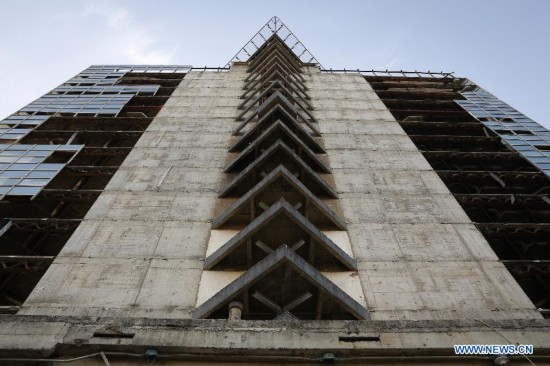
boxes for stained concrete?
[2,315,550,363]
[4,66,548,361]
[305,69,541,321]
[20,66,541,320]
[20,69,245,319]
[198,66,364,314]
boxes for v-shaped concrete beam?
[235,91,319,136]
[195,245,368,320]
[248,36,303,73]
[219,140,336,198]
[230,106,324,153]
[225,126,330,173]
[206,198,354,270]
[246,53,305,83]
[238,79,312,112]
[244,62,308,95]
[213,165,345,230]
[242,69,310,103]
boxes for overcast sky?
[1,0,549,128]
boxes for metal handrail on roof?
[226,16,323,68]
[322,68,455,78]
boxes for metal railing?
[322,68,455,78]
[226,16,323,68]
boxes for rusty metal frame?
[0,256,54,273]
[9,218,82,232]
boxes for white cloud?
[85,2,174,64]
[85,3,130,28]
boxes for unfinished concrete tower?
[1,16,549,365]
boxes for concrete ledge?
[1,315,549,359]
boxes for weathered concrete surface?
[1,316,550,363]
[2,66,547,361]
[19,69,245,319]
[305,69,541,321]
[196,270,366,309]
[198,66,365,311]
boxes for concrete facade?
[1,65,549,364]
[19,69,244,319]
[306,69,540,321]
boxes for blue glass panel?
[457,87,550,178]
[0,64,189,200]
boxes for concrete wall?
[19,69,244,319]
[6,66,547,362]
[20,66,539,322]
[305,69,540,320]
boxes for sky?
[1,0,549,128]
